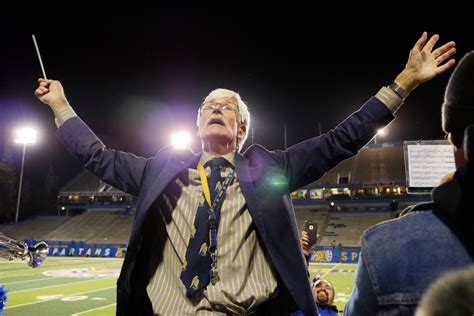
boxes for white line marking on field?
[0,261,123,274]
[320,262,342,278]
[9,278,109,294]
[0,273,36,279]
[310,262,340,266]
[2,276,64,285]
[6,286,116,309]
[71,303,116,316]
[0,259,123,279]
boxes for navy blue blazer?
[56,96,394,316]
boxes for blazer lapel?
[235,153,268,244]
[130,151,200,243]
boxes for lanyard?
[197,161,235,211]
[197,160,235,284]
[197,162,212,208]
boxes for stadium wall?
[26,240,128,258]
[26,240,362,262]
[309,246,361,263]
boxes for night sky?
[1,5,473,213]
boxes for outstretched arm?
[270,32,456,191]
[35,79,148,196]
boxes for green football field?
[1,258,356,315]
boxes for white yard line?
[0,261,123,277]
[6,286,116,309]
[319,262,342,278]
[9,278,110,294]
[2,276,64,285]
[71,303,116,316]
[0,273,39,279]
[310,262,339,266]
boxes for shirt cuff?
[54,106,77,128]
[375,87,403,114]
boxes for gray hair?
[197,88,251,151]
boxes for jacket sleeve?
[269,97,394,192]
[56,116,149,196]
[344,251,380,315]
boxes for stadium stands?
[321,212,391,246]
[87,215,132,244]
[294,207,330,240]
[351,145,405,184]
[0,142,437,249]
[0,216,69,239]
[57,170,136,211]
[43,209,130,243]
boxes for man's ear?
[237,124,247,145]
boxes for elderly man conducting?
[35,32,455,315]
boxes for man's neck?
[203,142,236,156]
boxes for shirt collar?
[200,151,236,168]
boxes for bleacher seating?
[351,146,405,183]
[312,144,405,185]
[43,209,129,243]
[0,216,69,239]
[320,212,391,246]
[87,216,132,244]
[315,158,354,185]
[1,208,395,248]
[0,142,429,248]
[294,207,330,243]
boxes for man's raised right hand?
[34,78,70,111]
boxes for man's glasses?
[200,103,238,112]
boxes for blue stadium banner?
[310,246,361,263]
[25,240,128,258]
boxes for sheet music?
[407,144,455,187]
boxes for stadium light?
[374,128,386,144]
[15,127,37,144]
[171,131,191,149]
[14,127,37,223]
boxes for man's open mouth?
[208,118,225,126]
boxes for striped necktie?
[180,157,228,295]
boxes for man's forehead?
[206,96,238,104]
[315,280,332,289]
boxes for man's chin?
[316,294,328,304]
[202,133,233,145]
[205,132,228,138]
[206,122,229,130]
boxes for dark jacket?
[56,96,393,315]
[345,161,474,315]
